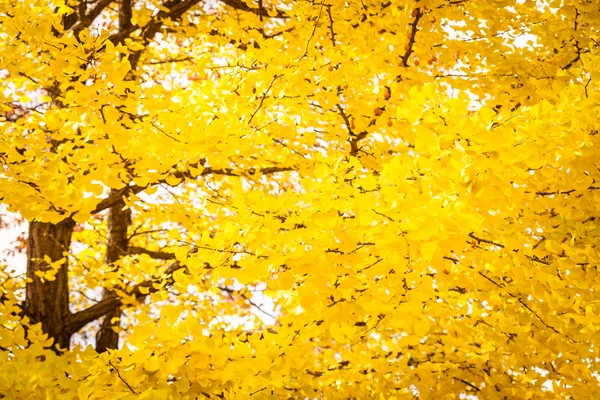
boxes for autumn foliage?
[1,0,600,398]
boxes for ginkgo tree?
[1,0,600,398]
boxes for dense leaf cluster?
[1,0,600,398]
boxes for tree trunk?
[25,218,75,352]
[96,204,131,353]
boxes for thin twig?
[477,271,575,343]
[468,232,505,248]
[149,57,192,65]
[372,209,395,222]
[477,271,503,288]
[585,76,592,97]
[250,387,267,396]
[128,246,176,260]
[151,121,181,143]
[108,360,137,394]
[248,75,280,125]
[128,228,169,239]
[453,377,480,392]
[299,2,325,60]
[443,256,459,264]
[518,298,575,342]
[432,20,547,47]
[247,298,277,319]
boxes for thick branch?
[219,0,288,18]
[92,165,295,214]
[108,0,203,69]
[96,202,131,352]
[128,246,176,260]
[69,261,184,333]
[118,0,133,31]
[91,184,145,214]
[70,0,115,34]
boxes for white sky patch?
[0,205,27,275]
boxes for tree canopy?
[1,0,600,398]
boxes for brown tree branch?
[248,74,280,125]
[453,377,480,392]
[91,184,145,214]
[400,8,423,67]
[91,165,295,214]
[68,261,184,333]
[335,103,355,136]
[517,298,575,342]
[562,9,583,71]
[70,0,115,34]
[218,285,277,319]
[477,271,575,343]
[109,0,204,69]
[219,0,288,18]
[468,232,505,248]
[325,4,336,46]
[96,202,131,353]
[149,56,193,65]
[336,103,367,157]
[128,246,176,260]
[118,0,133,31]
[108,360,138,394]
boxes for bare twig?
[477,271,503,288]
[468,232,505,248]
[108,360,137,394]
[151,121,181,142]
[335,103,355,136]
[453,377,480,392]
[250,387,267,396]
[128,228,169,239]
[443,256,459,264]
[372,209,395,222]
[248,75,280,125]
[585,76,592,98]
[149,56,193,65]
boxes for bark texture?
[25,218,75,351]
[95,205,131,353]
[20,0,206,354]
